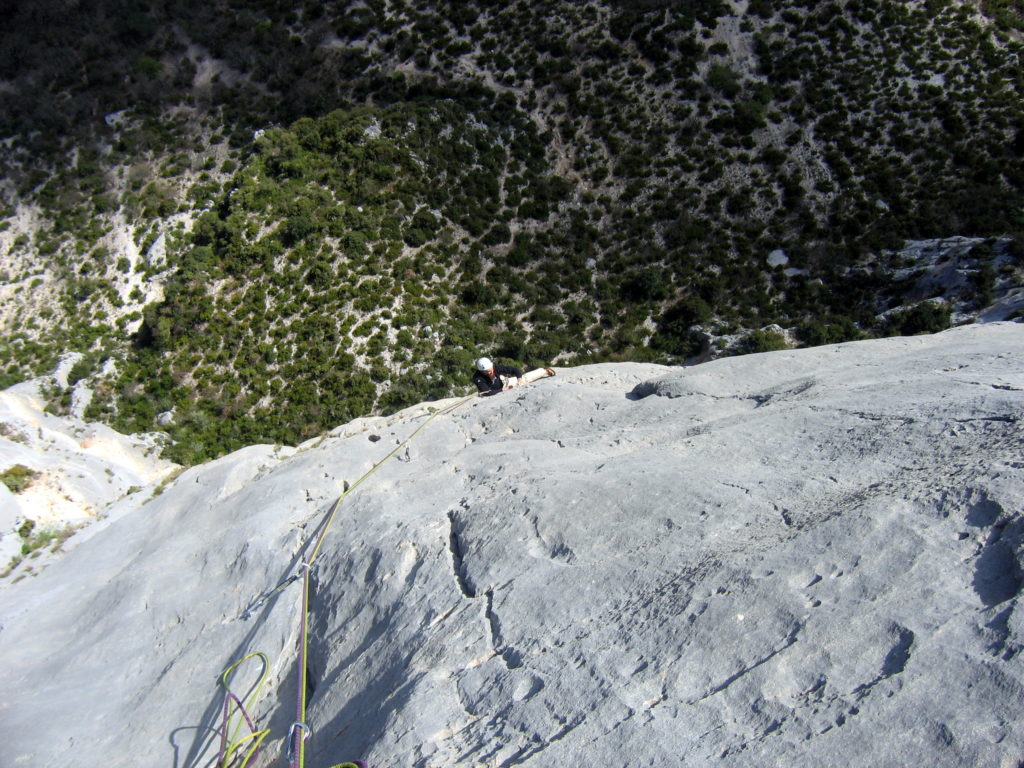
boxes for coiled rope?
[217,652,270,768]
[219,393,477,768]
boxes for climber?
[472,357,555,396]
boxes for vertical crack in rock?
[448,510,476,599]
[302,569,329,706]
[305,660,318,702]
[485,588,523,670]
[362,550,382,585]
[446,511,525,669]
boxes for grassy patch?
[1,521,80,578]
[1,464,40,494]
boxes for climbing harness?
[217,393,478,768]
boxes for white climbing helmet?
[475,357,493,371]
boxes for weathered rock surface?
[880,236,1024,323]
[0,372,178,566]
[1,323,1022,768]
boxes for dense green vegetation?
[1,0,1023,463]
[88,100,579,462]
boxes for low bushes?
[1,464,39,494]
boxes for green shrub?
[708,64,742,98]
[20,524,76,556]
[798,316,862,346]
[621,269,670,302]
[741,329,789,353]
[66,355,95,386]
[969,263,996,308]
[885,301,952,336]
[1,464,39,494]
[649,296,713,357]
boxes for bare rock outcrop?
[0,322,1022,768]
[0,374,178,566]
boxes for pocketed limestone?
[0,322,1022,768]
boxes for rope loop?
[216,652,271,768]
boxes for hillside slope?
[0,322,1022,767]
[1,0,1023,464]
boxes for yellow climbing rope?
[219,392,478,768]
[217,652,271,768]
[290,393,476,767]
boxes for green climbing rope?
[217,652,271,768]
[219,392,478,768]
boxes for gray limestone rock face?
[0,322,1022,768]
[0,482,22,562]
